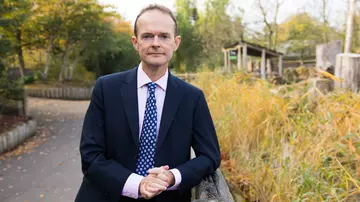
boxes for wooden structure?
[316,40,342,73]
[222,40,284,79]
[335,53,360,93]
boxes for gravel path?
[0,97,90,202]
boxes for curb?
[25,87,94,100]
[0,118,37,154]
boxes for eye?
[160,35,170,39]
[143,35,153,39]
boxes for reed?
[192,70,360,201]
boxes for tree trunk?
[268,31,273,49]
[322,0,329,43]
[273,0,281,50]
[68,43,87,80]
[344,0,356,53]
[43,35,54,80]
[68,58,77,80]
[58,41,69,83]
[335,53,360,93]
[15,29,25,78]
[95,56,101,78]
[63,50,70,81]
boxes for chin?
[144,59,168,68]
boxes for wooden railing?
[192,169,235,202]
[25,87,94,100]
[190,148,235,202]
[175,73,198,82]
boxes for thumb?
[161,165,169,170]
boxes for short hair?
[134,4,178,37]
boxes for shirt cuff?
[167,168,182,190]
[122,173,144,199]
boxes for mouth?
[148,53,164,55]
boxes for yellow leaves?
[277,12,320,43]
[113,21,133,35]
[103,16,133,35]
[0,128,49,161]
[294,24,305,32]
[190,71,360,201]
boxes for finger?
[147,167,164,175]
[142,188,160,199]
[141,186,157,199]
[148,181,167,191]
[153,178,169,187]
[146,185,160,193]
[156,173,170,183]
[147,165,171,175]
[148,173,157,178]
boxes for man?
[75,4,221,202]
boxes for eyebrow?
[140,32,171,36]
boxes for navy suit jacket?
[75,66,221,202]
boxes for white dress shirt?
[121,63,182,199]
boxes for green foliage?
[278,12,342,58]
[195,0,243,69]
[84,32,140,77]
[172,0,202,72]
[23,74,34,84]
[0,72,24,101]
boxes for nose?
[151,36,160,47]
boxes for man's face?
[132,10,181,68]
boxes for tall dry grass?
[191,70,360,201]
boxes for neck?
[142,62,168,82]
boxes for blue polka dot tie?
[136,82,157,176]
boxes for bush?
[23,75,35,84]
[191,71,360,201]
[0,72,25,101]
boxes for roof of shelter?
[223,40,284,58]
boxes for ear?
[131,36,139,51]
[173,36,181,51]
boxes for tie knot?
[147,82,157,92]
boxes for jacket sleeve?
[79,77,134,198]
[177,90,221,192]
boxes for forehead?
[137,10,175,35]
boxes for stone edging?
[0,119,37,154]
[26,87,94,100]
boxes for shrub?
[192,71,360,201]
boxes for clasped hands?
[139,165,175,200]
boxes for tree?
[277,13,323,60]
[0,1,12,73]
[172,0,202,72]
[196,0,244,69]
[344,0,357,53]
[84,32,139,78]
[29,0,66,80]
[256,0,283,50]
[1,0,33,78]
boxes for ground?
[0,97,90,202]
[0,116,30,134]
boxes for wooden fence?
[26,87,94,100]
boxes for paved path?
[0,97,90,202]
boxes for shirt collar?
[137,62,168,91]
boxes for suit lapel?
[121,67,140,148]
[156,72,183,152]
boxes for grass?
[191,70,360,201]
[24,79,95,89]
